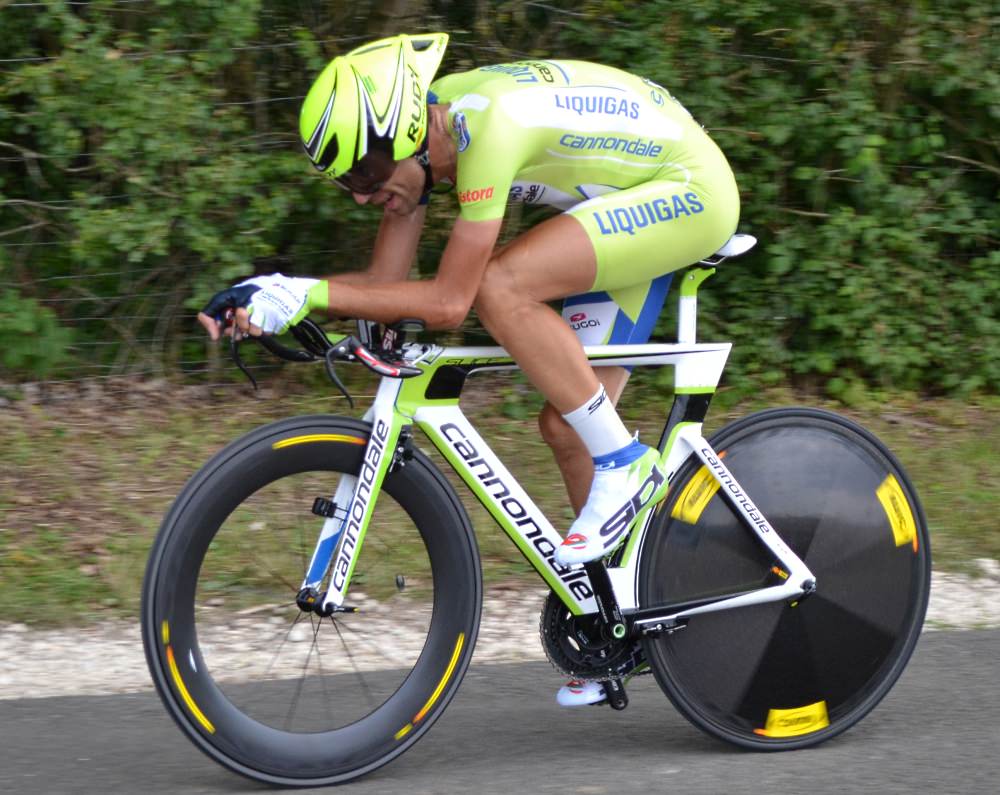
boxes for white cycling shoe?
[556,679,607,707]
[554,441,668,566]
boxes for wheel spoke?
[307,615,338,727]
[329,616,377,711]
[281,615,323,731]
[145,427,478,784]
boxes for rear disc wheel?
[640,408,930,749]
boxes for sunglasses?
[332,150,399,195]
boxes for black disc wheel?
[142,416,481,785]
[640,408,930,749]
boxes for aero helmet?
[299,33,449,180]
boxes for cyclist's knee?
[474,259,517,327]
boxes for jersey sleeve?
[448,102,517,223]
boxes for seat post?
[677,267,715,344]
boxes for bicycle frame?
[302,267,816,624]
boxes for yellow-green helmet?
[299,33,449,178]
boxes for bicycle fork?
[296,379,409,616]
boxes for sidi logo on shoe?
[599,465,665,541]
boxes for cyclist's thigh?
[562,274,673,348]
[567,170,739,293]
[561,274,673,405]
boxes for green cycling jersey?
[430,60,729,223]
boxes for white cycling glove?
[202,273,329,335]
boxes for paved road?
[2,629,998,794]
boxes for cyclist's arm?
[326,204,428,286]
[316,215,503,329]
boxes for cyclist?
[198,33,740,706]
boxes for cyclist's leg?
[540,367,629,514]
[539,274,673,513]
[474,212,604,413]
[476,167,738,563]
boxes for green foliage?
[1,0,998,393]
[0,289,72,377]
[549,0,999,394]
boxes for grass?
[0,370,997,625]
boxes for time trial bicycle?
[141,234,930,786]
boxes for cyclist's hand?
[197,274,328,340]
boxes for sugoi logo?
[458,186,494,204]
[568,310,601,331]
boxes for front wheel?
[142,415,481,786]
[640,408,930,749]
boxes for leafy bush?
[1,0,997,393]
[0,289,72,378]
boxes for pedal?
[603,677,629,711]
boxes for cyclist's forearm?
[321,205,424,286]
[315,213,497,329]
[316,277,466,329]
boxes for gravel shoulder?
[2,563,999,701]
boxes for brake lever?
[224,309,259,391]
[324,347,354,409]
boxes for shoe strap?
[592,438,647,470]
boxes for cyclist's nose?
[352,192,371,205]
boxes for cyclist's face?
[332,150,398,195]
[345,156,424,216]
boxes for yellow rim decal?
[161,619,170,645]
[395,633,465,740]
[394,723,413,741]
[671,452,726,524]
[876,474,918,550]
[166,646,216,734]
[272,434,365,450]
[754,700,829,737]
[413,633,465,723]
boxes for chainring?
[539,590,638,682]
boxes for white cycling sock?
[561,386,632,458]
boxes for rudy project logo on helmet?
[405,64,425,143]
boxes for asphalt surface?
[2,629,998,794]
